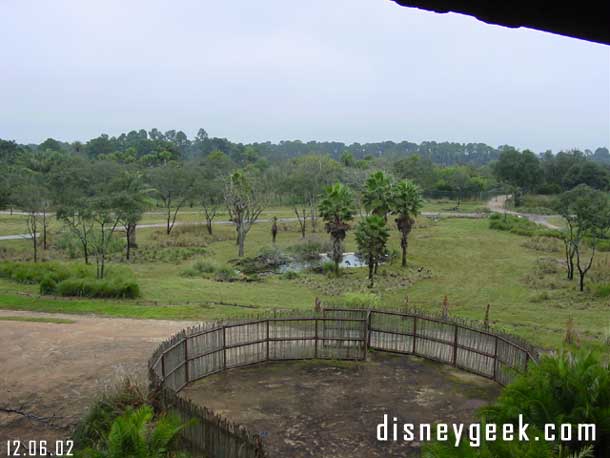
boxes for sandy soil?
[183,353,501,458]
[0,310,194,455]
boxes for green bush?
[482,349,610,457]
[0,261,140,299]
[73,379,149,450]
[191,259,218,274]
[214,265,239,282]
[55,278,140,299]
[594,283,610,298]
[282,270,299,280]
[424,349,610,458]
[321,261,336,275]
[0,261,75,284]
[39,274,57,295]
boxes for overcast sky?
[1,0,609,152]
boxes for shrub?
[321,261,336,275]
[73,379,149,450]
[424,349,610,458]
[39,274,57,295]
[282,270,299,280]
[191,260,218,274]
[594,283,610,298]
[214,265,239,282]
[55,278,140,299]
[482,349,610,458]
[77,405,187,458]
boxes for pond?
[279,252,368,273]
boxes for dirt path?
[0,310,195,450]
[487,195,559,229]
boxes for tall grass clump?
[0,261,140,299]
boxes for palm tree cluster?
[318,171,423,286]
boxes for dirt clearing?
[182,352,501,458]
[0,310,195,455]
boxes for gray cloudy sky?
[1,0,609,152]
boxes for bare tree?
[224,170,266,257]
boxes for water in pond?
[279,252,367,273]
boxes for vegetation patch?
[489,213,561,238]
[0,261,140,299]
[181,259,241,282]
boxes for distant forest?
[5,128,609,168]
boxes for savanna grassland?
[1,201,608,350]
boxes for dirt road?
[487,195,559,229]
[0,311,195,450]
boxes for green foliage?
[0,261,140,298]
[318,183,356,224]
[482,349,610,457]
[0,261,85,284]
[319,183,356,274]
[228,246,291,274]
[39,274,57,294]
[73,379,149,450]
[489,214,562,238]
[282,270,299,280]
[77,405,187,458]
[494,148,543,193]
[390,179,424,219]
[181,259,239,282]
[321,261,336,275]
[424,349,610,458]
[288,237,331,261]
[355,215,389,285]
[362,171,393,218]
[593,283,610,298]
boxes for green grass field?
[1,203,608,350]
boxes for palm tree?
[319,183,356,275]
[355,215,389,287]
[390,180,423,267]
[362,171,393,221]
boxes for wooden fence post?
[452,324,458,366]
[222,326,227,370]
[184,336,189,383]
[161,352,166,381]
[266,320,270,361]
[412,316,417,354]
[366,311,372,351]
[492,336,498,381]
[314,319,319,359]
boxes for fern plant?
[78,405,189,458]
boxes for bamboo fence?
[148,307,538,458]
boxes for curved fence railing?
[148,307,538,458]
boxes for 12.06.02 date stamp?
[4,440,74,457]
